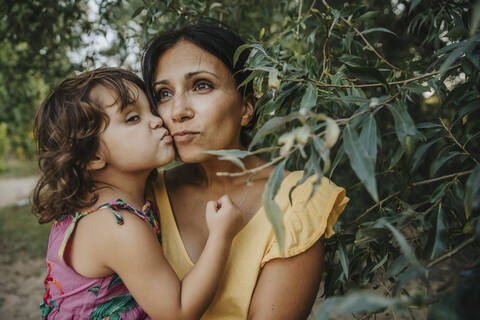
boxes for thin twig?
[216,155,285,177]
[426,236,477,267]
[296,0,303,37]
[319,14,338,82]
[440,118,480,165]
[411,169,473,186]
[338,94,399,125]
[321,0,401,71]
[349,170,474,225]
[351,191,401,224]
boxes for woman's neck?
[187,155,266,193]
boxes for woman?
[142,25,349,319]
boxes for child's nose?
[151,116,163,129]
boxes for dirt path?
[0,176,37,208]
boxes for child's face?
[90,82,175,173]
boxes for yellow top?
[153,170,349,320]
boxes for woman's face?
[153,41,250,163]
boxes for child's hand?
[205,195,244,241]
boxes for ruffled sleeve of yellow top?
[260,171,349,267]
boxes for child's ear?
[240,97,255,127]
[87,154,106,171]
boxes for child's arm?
[71,195,243,320]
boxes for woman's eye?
[194,81,213,92]
[155,89,172,102]
[126,115,140,123]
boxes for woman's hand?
[206,195,244,241]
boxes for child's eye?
[193,81,214,92]
[155,89,173,103]
[126,115,140,123]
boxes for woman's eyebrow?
[185,70,219,79]
[153,79,169,86]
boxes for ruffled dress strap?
[57,199,161,262]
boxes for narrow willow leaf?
[233,43,266,66]
[248,112,302,148]
[361,27,398,37]
[338,241,349,280]
[431,205,448,259]
[388,102,420,148]
[439,38,476,77]
[300,82,318,111]
[410,138,441,173]
[359,114,377,162]
[409,0,422,14]
[343,124,378,202]
[386,255,408,279]
[430,151,462,177]
[384,222,424,273]
[263,160,286,254]
[370,254,389,274]
[452,99,480,127]
[465,165,480,219]
[131,6,145,18]
[314,291,398,320]
[471,1,480,36]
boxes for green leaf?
[346,66,388,86]
[471,1,480,36]
[300,82,318,111]
[370,254,389,274]
[360,114,377,163]
[338,240,349,280]
[386,255,408,279]
[314,291,398,320]
[388,102,421,148]
[249,112,302,149]
[465,165,480,219]
[263,160,286,254]
[343,124,378,202]
[409,0,422,14]
[361,27,398,37]
[131,6,145,18]
[410,138,441,173]
[430,205,448,259]
[382,222,424,273]
[203,149,252,169]
[430,152,462,177]
[233,43,266,67]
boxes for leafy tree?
[125,0,480,317]
[0,0,92,159]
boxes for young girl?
[33,67,244,320]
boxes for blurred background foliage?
[1,0,480,318]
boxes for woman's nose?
[171,93,194,122]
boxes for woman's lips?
[172,131,199,142]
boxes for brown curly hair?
[32,67,148,224]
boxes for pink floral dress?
[40,199,161,319]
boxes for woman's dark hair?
[32,67,146,223]
[142,24,256,145]
[142,24,253,101]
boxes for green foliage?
[126,0,480,317]
[4,0,480,318]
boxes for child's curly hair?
[33,67,148,223]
